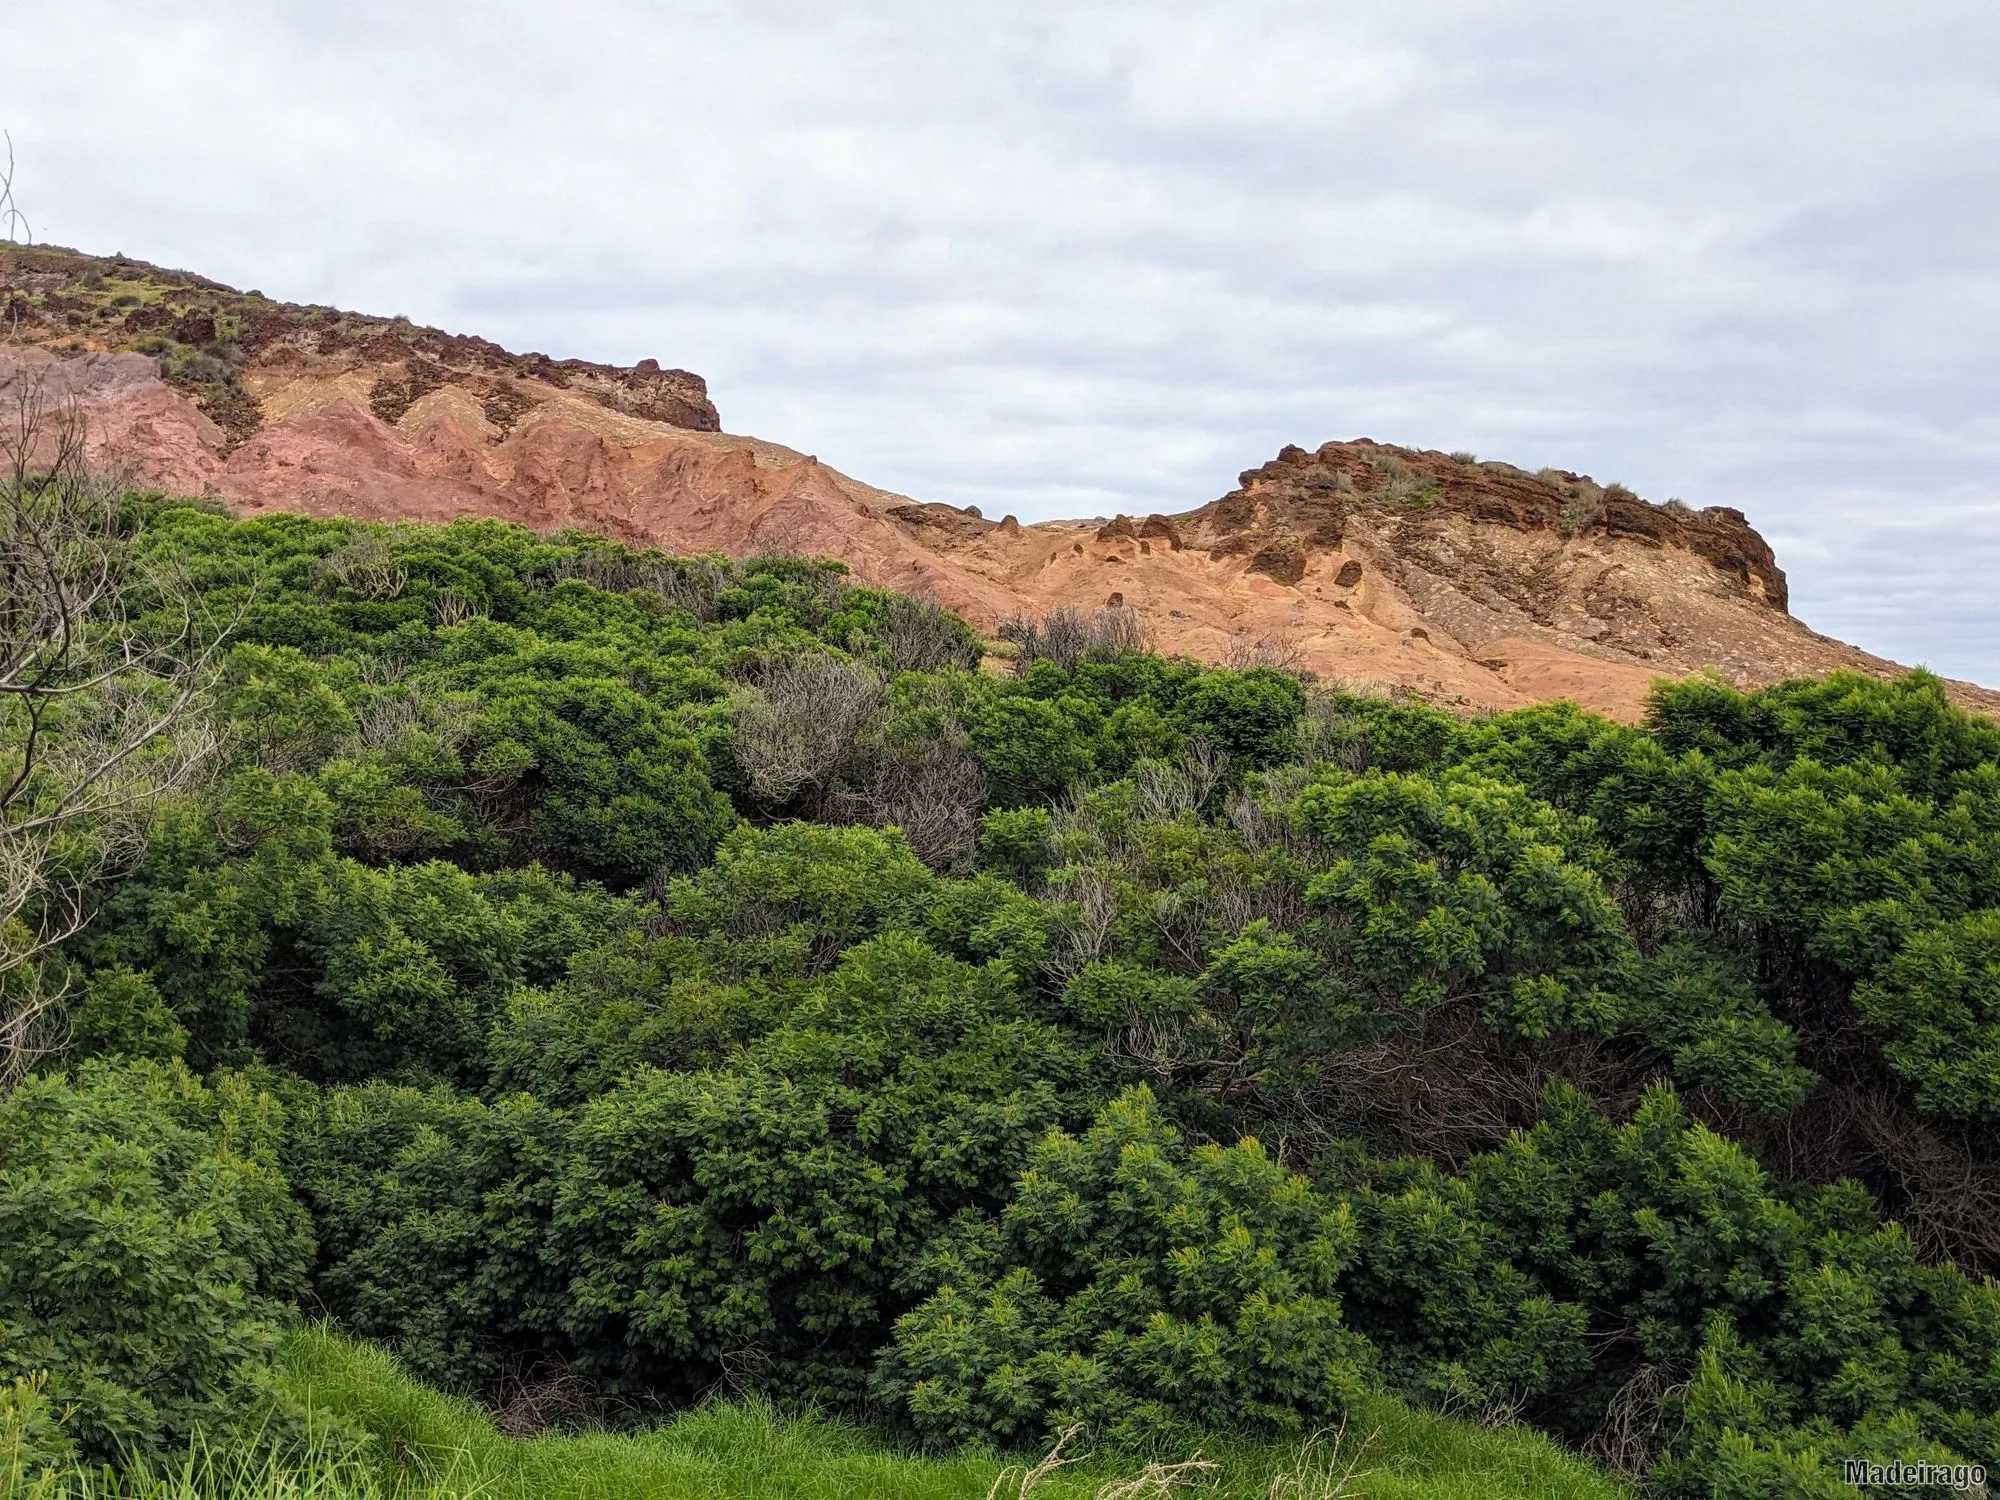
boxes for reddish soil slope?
[5,244,1993,721]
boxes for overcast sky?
[7,1,1999,681]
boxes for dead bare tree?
[646,556,732,621]
[1225,628,1307,673]
[1000,605,1149,674]
[731,653,888,810]
[321,533,408,600]
[1094,1452,1219,1500]
[1584,1361,1686,1482]
[1,379,228,1080]
[1,131,29,346]
[0,130,28,247]
[848,724,987,871]
[873,591,982,674]
[1047,863,1120,987]
[491,1352,603,1437]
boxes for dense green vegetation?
[10,501,2000,1496]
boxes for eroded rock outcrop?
[1,244,716,452]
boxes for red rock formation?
[5,244,1993,722]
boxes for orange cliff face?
[5,243,1994,722]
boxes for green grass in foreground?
[16,1327,1626,1499]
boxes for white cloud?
[6,0,2000,680]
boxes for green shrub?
[877,1088,1373,1449]
[282,1083,559,1391]
[1334,1084,2000,1490]
[1170,668,1304,769]
[968,695,1101,806]
[665,821,935,959]
[472,675,734,883]
[1293,767,1632,1037]
[0,1062,311,1462]
[22,502,2000,1494]
[291,929,1102,1401]
[63,968,187,1062]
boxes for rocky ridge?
[5,243,1993,721]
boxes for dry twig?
[1094,1452,1220,1500]
[1266,1418,1378,1499]
[986,1425,1084,1500]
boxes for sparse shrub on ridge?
[1355,449,1439,510]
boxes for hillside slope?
[4,243,1991,719]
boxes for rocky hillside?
[5,243,1992,720]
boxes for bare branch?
[1226,628,1307,673]
[730,654,888,811]
[0,375,231,1082]
[985,1425,1083,1500]
[1000,605,1149,675]
[0,131,29,247]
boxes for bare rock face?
[5,245,1993,722]
[0,244,718,453]
[0,343,227,488]
[1205,441,1786,609]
